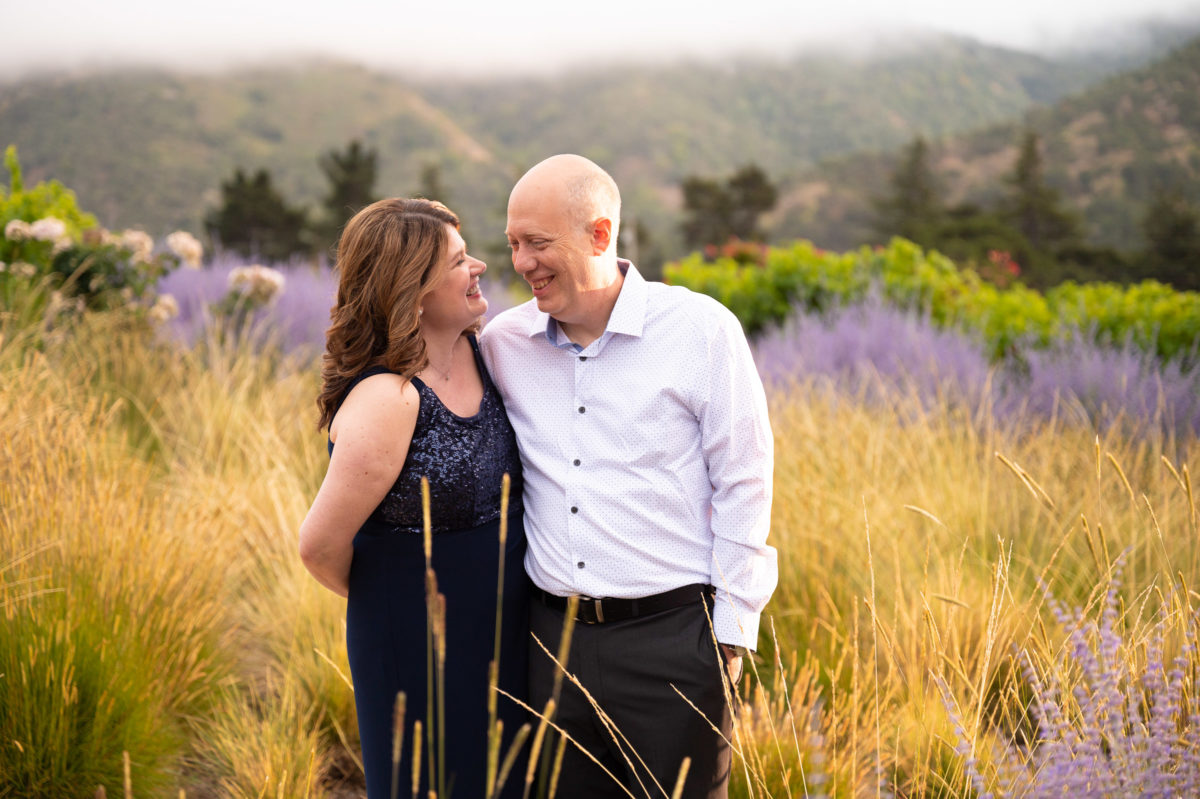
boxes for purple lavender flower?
[752,298,1200,440]
[156,251,516,358]
[752,297,994,413]
[946,560,1200,797]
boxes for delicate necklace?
[424,348,455,381]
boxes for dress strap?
[467,332,492,390]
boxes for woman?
[299,198,528,799]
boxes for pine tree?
[681,176,733,251]
[1141,188,1200,290]
[316,140,379,249]
[1004,131,1081,252]
[417,162,447,204]
[205,168,308,262]
[727,164,777,241]
[872,136,942,244]
[681,164,777,251]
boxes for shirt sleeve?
[698,305,777,650]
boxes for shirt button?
[578,406,586,414]
[577,561,585,569]
[573,459,581,466]
[570,506,578,514]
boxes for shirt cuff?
[712,592,761,651]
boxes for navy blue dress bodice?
[333,335,523,533]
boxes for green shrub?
[665,237,1200,364]
[1,145,201,329]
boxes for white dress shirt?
[479,261,776,648]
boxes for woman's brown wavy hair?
[316,197,475,430]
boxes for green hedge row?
[663,238,1200,364]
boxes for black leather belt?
[532,583,714,625]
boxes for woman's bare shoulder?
[330,372,420,447]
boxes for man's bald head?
[511,154,621,246]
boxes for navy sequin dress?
[333,335,528,799]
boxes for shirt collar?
[526,259,647,342]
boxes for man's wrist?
[719,643,749,657]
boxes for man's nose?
[512,247,534,274]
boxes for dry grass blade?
[929,593,970,609]
[863,499,883,799]
[903,505,947,527]
[313,647,355,692]
[522,698,555,799]
[670,757,691,799]
[1105,452,1136,505]
[995,452,1056,510]
[411,719,422,799]
[391,691,406,799]
[668,683,743,754]
[530,633,667,798]
[493,722,532,798]
[494,689,639,798]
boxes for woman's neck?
[420,328,464,381]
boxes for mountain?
[0,62,496,234]
[777,35,1200,251]
[0,25,1196,266]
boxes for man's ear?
[590,217,613,255]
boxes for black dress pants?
[528,593,733,799]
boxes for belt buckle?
[578,596,605,624]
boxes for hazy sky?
[6,0,1200,78]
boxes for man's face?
[505,186,596,324]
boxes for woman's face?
[419,224,488,331]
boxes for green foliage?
[1002,130,1083,252]
[417,161,448,204]
[1046,279,1200,363]
[1140,187,1200,290]
[205,168,309,262]
[681,164,777,250]
[314,139,379,253]
[0,580,189,797]
[665,237,1200,363]
[868,129,1121,290]
[2,146,190,328]
[0,145,98,242]
[872,136,942,243]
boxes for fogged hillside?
[777,35,1200,251]
[1,24,1198,265]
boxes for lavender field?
[161,256,1200,441]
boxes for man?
[479,154,776,798]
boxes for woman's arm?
[298,374,419,597]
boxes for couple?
[299,154,777,799]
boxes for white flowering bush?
[166,230,204,269]
[1,144,204,326]
[207,263,287,339]
[227,264,286,305]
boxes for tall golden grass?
[1,301,1196,797]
